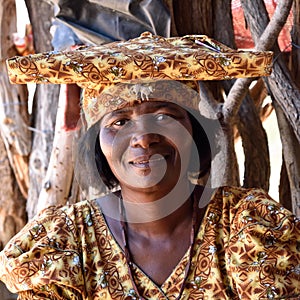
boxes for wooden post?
[24,0,60,219]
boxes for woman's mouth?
[129,154,167,169]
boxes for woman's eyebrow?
[145,102,180,112]
[109,107,133,116]
[107,102,180,117]
[151,102,184,113]
[151,103,170,109]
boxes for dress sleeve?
[0,205,86,299]
[226,188,300,299]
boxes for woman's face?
[99,101,193,193]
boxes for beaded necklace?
[119,193,198,300]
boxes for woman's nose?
[130,133,161,148]
[129,115,161,148]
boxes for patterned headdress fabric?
[6,31,273,126]
[82,80,200,127]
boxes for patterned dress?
[1,186,300,299]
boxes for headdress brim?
[6,32,273,90]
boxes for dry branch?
[240,0,300,143]
[240,0,300,212]
[36,85,79,212]
[0,0,28,251]
[273,101,300,215]
[224,0,294,127]
[24,0,60,219]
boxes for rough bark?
[291,0,300,87]
[27,84,60,219]
[36,85,80,212]
[0,136,24,299]
[172,0,214,36]
[24,0,60,219]
[198,81,240,187]
[24,0,53,52]
[0,50,31,195]
[0,4,28,300]
[273,101,300,216]
[237,94,270,190]
[163,0,178,36]
[0,0,28,244]
[212,0,235,47]
[237,79,271,191]
[265,53,300,143]
[240,0,300,211]
[240,0,300,143]
[0,67,30,199]
[0,135,27,247]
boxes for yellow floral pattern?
[82,80,200,128]
[6,32,273,128]
[1,186,300,299]
[6,32,273,90]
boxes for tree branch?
[198,82,221,119]
[251,0,293,50]
[223,0,294,127]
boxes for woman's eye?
[155,114,170,121]
[113,119,128,127]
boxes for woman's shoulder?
[0,195,110,257]
[212,185,280,207]
[213,186,300,298]
[0,195,116,295]
[0,201,93,294]
[199,185,300,240]
[209,185,295,222]
[223,186,297,228]
[28,194,111,224]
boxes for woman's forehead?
[102,100,189,118]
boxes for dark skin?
[103,195,199,286]
[98,101,204,285]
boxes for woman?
[1,32,300,299]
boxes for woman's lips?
[129,154,167,169]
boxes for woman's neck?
[119,181,195,238]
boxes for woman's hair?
[92,109,216,189]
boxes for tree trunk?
[274,101,300,215]
[24,0,60,219]
[212,0,235,47]
[172,0,214,36]
[36,85,80,212]
[0,2,27,299]
[240,0,300,143]
[236,94,270,190]
[240,0,300,212]
[291,0,300,87]
[0,0,28,245]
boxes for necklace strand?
[119,193,198,300]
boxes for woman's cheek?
[99,128,116,160]
[99,128,128,164]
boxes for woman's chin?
[120,169,182,193]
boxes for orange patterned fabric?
[1,186,300,299]
[6,32,273,90]
[82,80,200,128]
[6,32,273,128]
